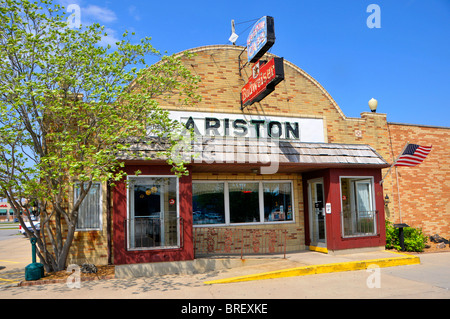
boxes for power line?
[234,18,259,26]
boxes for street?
[0,228,449,300]
[0,223,20,241]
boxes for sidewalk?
[1,234,420,289]
[201,249,420,284]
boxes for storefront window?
[229,182,260,223]
[263,182,293,222]
[192,182,225,225]
[192,181,294,226]
[340,177,377,237]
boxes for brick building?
[64,45,448,266]
[385,123,449,236]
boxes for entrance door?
[308,179,326,249]
[128,177,179,249]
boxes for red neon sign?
[241,57,284,107]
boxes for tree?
[0,0,200,271]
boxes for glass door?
[128,177,179,249]
[308,179,326,248]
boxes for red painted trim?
[112,165,193,265]
[303,168,386,252]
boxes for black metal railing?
[341,210,379,238]
[125,216,183,250]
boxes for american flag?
[394,144,432,167]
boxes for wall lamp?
[384,194,390,206]
[368,98,378,112]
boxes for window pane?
[192,183,225,225]
[356,182,372,215]
[76,183,101,230]
[263,182,293,222]
[129,177,179,248]
[229,182,260,223]
[341,178,376,237]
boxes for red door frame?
[303,168,386,252]
[112,164,194,265]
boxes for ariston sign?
[169,111,325,142]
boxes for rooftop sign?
[247,16,275,63]
[241,57,284,107]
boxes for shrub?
[385,220,428,252]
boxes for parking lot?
[0,226,31,287]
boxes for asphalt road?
[0,229,21,241]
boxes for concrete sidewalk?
[202,249,420,284]
[115,248,420,284]
[1,234,420,289]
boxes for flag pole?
[380,141,409,185]
[395,165,403,223]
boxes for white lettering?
[366,264,381,288]
[66,4,81,29]
[66,264,81,289]
[366,4,381,28]
[181,303,215,316]
[226,303,268,314]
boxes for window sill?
[342,234,380,239]
[126,246,181,251]
[193,220,296,228]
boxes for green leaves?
[0,0,200,270]
[385,220,428,252]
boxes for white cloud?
[99,28,120,48]
[128,5,141,21]
[56,1,120,48]
[83,5,117,23]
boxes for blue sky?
[59,0,449,127]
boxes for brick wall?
[386,123,450,238]
[161,45,393,160]
[46,182,111,266]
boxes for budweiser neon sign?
[241,57,284,107]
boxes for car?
[19,220,40,235]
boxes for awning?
[117,137,389,172]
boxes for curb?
[204,251,420,284]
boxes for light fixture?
[368,98,378,112]
[384,194,390,206]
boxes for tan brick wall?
[386,123,450,238]
[160,45,393,162]
[45,182,110,266]
[68,182,110,265]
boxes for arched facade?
[66,45,449,266]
